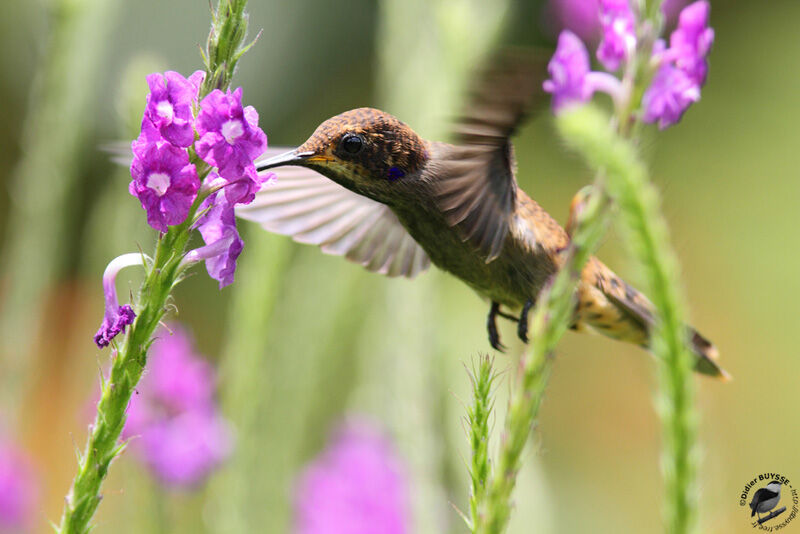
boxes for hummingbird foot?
[517,299,534,343]
[487,302,507,352]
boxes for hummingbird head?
[257,108,430,203]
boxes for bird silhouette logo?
[750,481,782,522]
[739,473,798,529]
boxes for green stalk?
[473,163,613,533]
[559,105,699,534]
[57,1,255,531]
[466,356,497,530]
[57,226,189,534]
[572,105,700,534]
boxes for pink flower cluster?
[130,71,268,286]
[294,421,409,534]
[0,438,38,531]
[95,71,271,348]
[543,0,714,129]
[122,325,233,487]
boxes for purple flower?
[643,1,713,128]
[543,31,623,111]
[546,0,687,41]
[596,0,636,71]
[294,420,409,534]
[668,0,714,84]
[543,31,592,110]
[94,305,135,348]
[195,88,267,205]
[0,439,38,531]
[129,140,200,232]
[137,410,231,488]
[94,253,142,348]
[642,63,700,129]
[143,71,204,148]
[123,325,232,488]
[182,179,244,289]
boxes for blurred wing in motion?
[432,49,549,262]
[236,150,431,278]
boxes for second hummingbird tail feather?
[578,258,728,379]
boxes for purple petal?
[129,142,199,232]
[294,420,409,534]
[0,440,39,530]
[642,63,701,129]
[543,31,592,111]
[94,305,136,348]
[669,0,714,85]
[139,409,232,487]
[195,88,268,182]
[194,189,244,288]
[596,0,636,71]
[120,324,233,488]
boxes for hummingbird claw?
[517,299,534,343]
[487,302,506,352]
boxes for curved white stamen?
[180,233,235,270]
[102,253,150,314]
[585,71,627,107]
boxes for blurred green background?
[1,0,798,532]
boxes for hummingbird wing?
[236,150,431,278]
[432,50,548,262]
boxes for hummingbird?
[236,53,727,379]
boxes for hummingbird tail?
[686,327,729,380]
[581,257,730,380]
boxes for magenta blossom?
[544,0,712,129]
[668,0,714,84]
[129,140,200,232]
[643,1,713,128]
[143,71,204,148]
[596,0,636,71]
[123,325,232,488]
[642,63,700,129]
[294,420,409,534]
[0,438,38,531]
[543,31,622,111]
[195,88,267,205]
[94,253,143,348]
[546,0,688,41]
[137,410,232,487]
[181,179,244,289]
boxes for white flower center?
[221,119,244,144]
[147,172,171,196]
[156,100,174,120]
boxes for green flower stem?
[466,356,498,530]
[558,105,699,534]
[202,0,253,95]
[57,228,185,534]
[474,137,615,533]
[57,1,256,531]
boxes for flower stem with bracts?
[56,2,267,533]
[469,1,713,532]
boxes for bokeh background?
[0,0,798,532]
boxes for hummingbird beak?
[256,149,317,172]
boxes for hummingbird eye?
[340,133,365,155]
